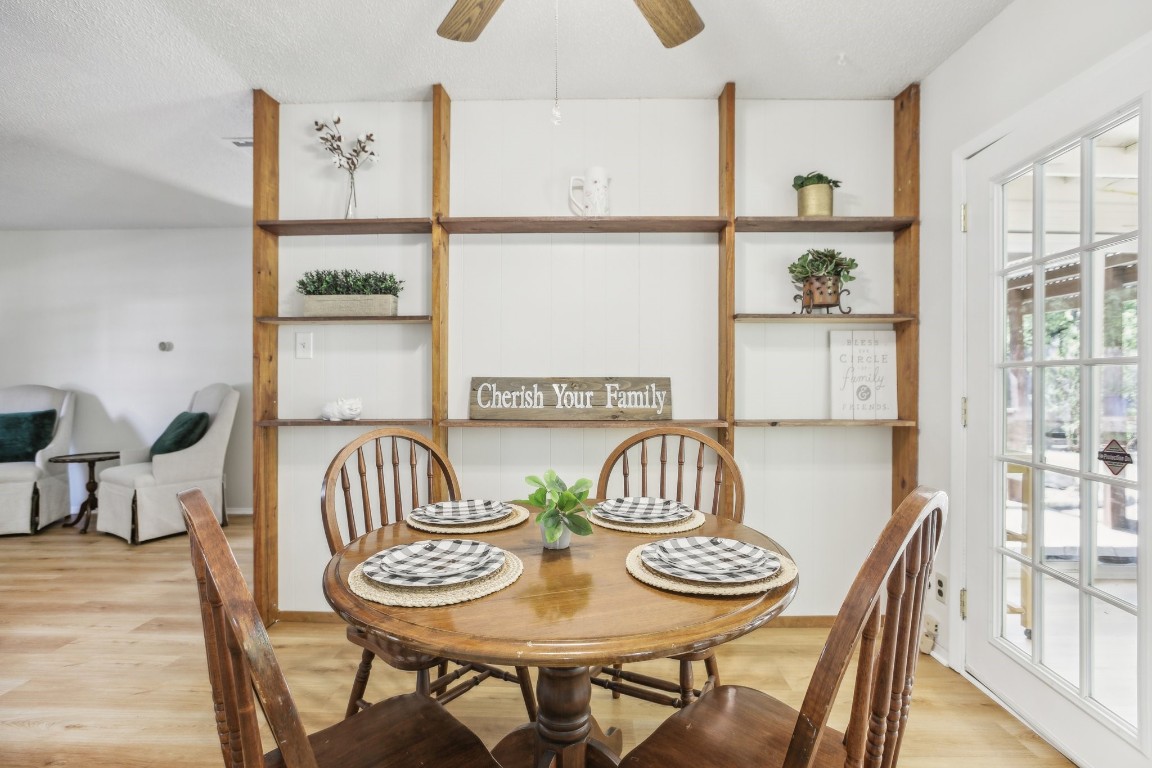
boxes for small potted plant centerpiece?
[788,248,857,314]
[526,470,593,550]
[792,171,842,217]
[296,269,404,317]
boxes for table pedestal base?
[492,667,623,768]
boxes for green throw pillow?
[0,409,58,462]
[150,411,210,457]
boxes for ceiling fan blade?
[633,0,705,48]
[437,0,506,42]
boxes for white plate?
[592,497,694,524]
[408,499,513,525]
[367,539,496,579]
[639,540,780,584]
[652,536,769,574]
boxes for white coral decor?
[320,397,363,421]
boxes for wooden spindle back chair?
[596,426,745,523]
[619,486,949,768]
[319,428,537,721]
[593,427,746,708]
[178,488,502,768]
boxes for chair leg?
[678,660,696,707]
[611,663,623,699]
[515,666,538,721]
[701,651,720,694]
[346,648,375,718]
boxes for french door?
[964,90,1148,765]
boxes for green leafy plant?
[792,171,842,190]
[526,470,594,543]
[295,269,405,296]
[787,248,858,285]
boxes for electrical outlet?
[934,572,947,604]
[295,332,313,359]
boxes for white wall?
[274,96,898,614]
[920,0,1152,660]
[0,228,253,514]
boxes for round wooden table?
[324,512,797,768]
[50,451,119,533]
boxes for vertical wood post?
[431,85,452,499]
[252,89,280,622]
[717,83,737,510]
[892,83,920,509]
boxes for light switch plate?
[295,332,313,359]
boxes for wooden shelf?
[256,315,432,325]
[735,216,915,233]
[735,313,916,324]
[438,216,728,234]
[735,419,917,428]
[257,218,433,236]
[441,419,729,429]
[256,419,434,428]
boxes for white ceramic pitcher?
[569,166,610,216]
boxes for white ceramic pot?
[540,524,572,550]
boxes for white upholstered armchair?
[0,385,75,535]
[97,383,239,544]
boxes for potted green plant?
[788,248,857,314]
[792,171,842,217]
[525,470,593,550]
[296,269,404,317]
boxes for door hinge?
[960,587,968,620]
[960,396,968,427]
[960,203,968,233]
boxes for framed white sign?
[829,330,897,420]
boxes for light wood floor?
[0,516,1074,767]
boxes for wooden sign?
[469,377,672,421]
[829,331,897,420]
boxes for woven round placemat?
[589,509,706,535]
[349,551,524,607]
[625,544,797,596]
[404,504,530,534]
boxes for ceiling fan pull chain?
[552,0,561,125]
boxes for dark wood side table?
[51,451,120,533]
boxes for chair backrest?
[188,383,240,462]
[0,385,74,446]
[179,488,319,768]
[320,428,461,555]
[596,427,745,522]
[783,486,948,768]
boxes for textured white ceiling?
[0,0,1013,230]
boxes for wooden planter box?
[302,295,398,317]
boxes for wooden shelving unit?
[256,218,433,235]
[735,215,915,233]
[440,419,728,429]
[250,82,921,622]
[734,314,916,324]
[256,419,434,428]
[439,216,727,234]
[256,315,432,325]
[735,419,917,428]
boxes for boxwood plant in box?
[788,248,857,314]
[526,470,593,550]
[296,269,404,317]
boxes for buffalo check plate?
[362,539,504,587]
[640,537,781,584]
[591,497,695,525]
[652,536,770,574]
[408,499,513,526]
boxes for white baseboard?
[227,506,254,517]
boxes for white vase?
[540,524,572,550]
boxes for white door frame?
[950,35,1152,767]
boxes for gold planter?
[797,184,834,217]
